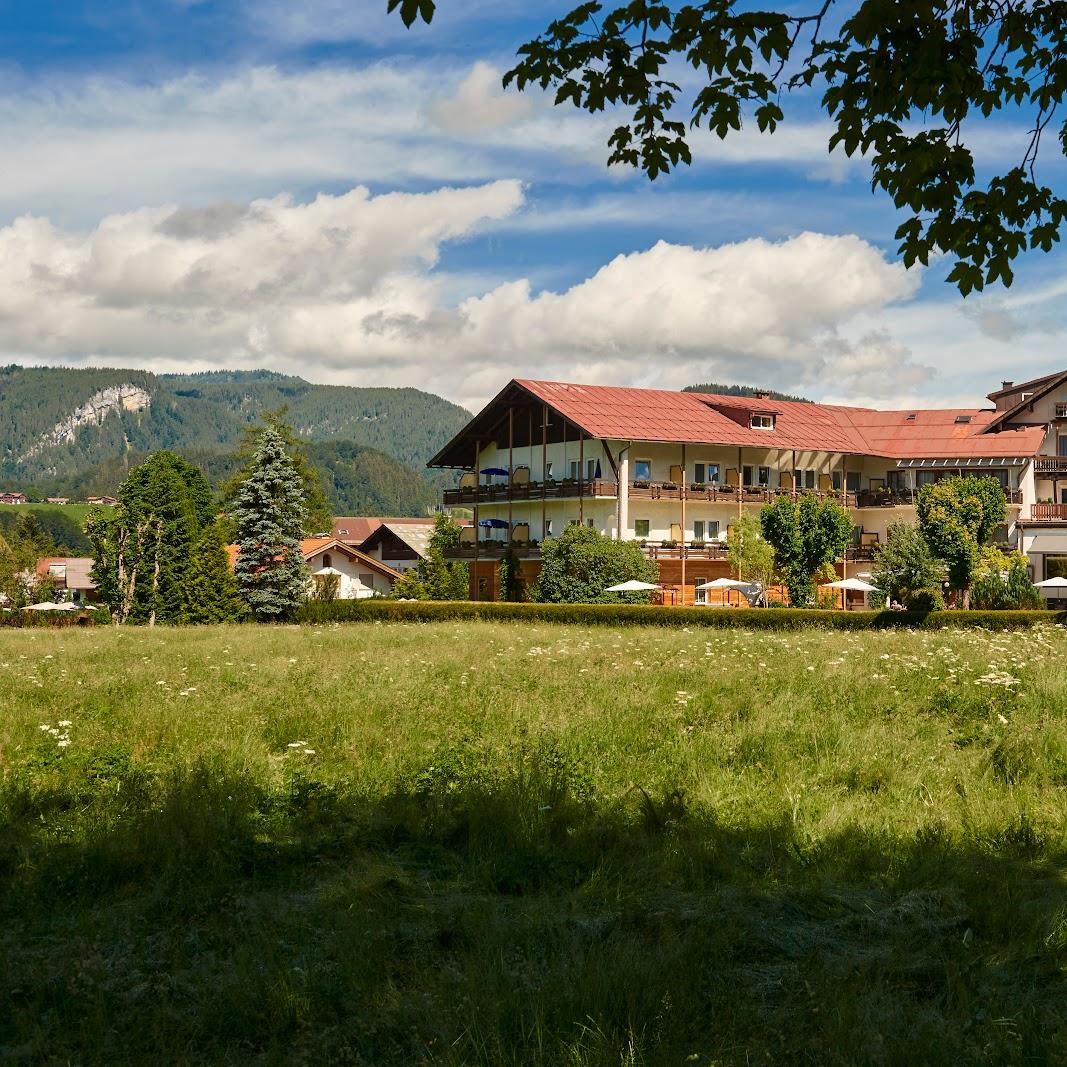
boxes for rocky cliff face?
[19,384,151,462]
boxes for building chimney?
[1002,380,1014,391]
[755,390,770,401]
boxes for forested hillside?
[0,365,468,515]
[0,365,470,483]
[683,382,812,402]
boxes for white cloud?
[0,185,930,409]
[428,61,534,133]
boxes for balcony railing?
[1035,458,1067,476]
[443,478,1022,508]
[1029,503,1067,522]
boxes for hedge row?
[0,607,109,628]
[298,599,1066,630]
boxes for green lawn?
[2,620,1065,1064]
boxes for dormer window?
[1055,404,1067,419]
[750,413,775,430]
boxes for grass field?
[2,620,1065,1064]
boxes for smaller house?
[0,492,28,504]
[303,538,402,598]
[359,521,439,572]
[46,497,70,505]
[85,495,118,506]
[36,557,98,604]
[226,538,402,599]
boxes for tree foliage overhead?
[759,494,853,607]
[533,524,659,603]
[391,0,1067,293]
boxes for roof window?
[750,413,775,430]
[955,414,972,424]
[906,413,916,421]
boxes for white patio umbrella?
[312,566,344,576]
[696,577,751,590]
[821,577,879,592]
[23,601,61,611]
[1034,576,1067,589]
[604,579,660,592]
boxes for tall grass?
[1,621,1065,1064]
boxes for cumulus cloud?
[428,61,535,133]
[0,182,932,408]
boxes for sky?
[0,0,1064,413]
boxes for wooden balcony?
[442,478,616,506]
[1028,503,1067,522]
[444,540,542,560]
[1035,458,1067,476]
[640,541,730,560]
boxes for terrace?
[1028,503,1067,522]
[443,539,880,563]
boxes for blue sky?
[0,0,1063,410]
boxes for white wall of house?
[306,548,394,599]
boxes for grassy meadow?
[1,619,1066,1064]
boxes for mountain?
[0,365,469,515]
[683,382,813,403]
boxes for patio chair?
[459,526,477,545]
[459,471,477,489]
[669,464,684,485]
[779,471,793,491]
[725,468,740,487]
[512,466,530,485]
[818,473,833,492]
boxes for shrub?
[297,599,1059,630]
[905,587,945,613]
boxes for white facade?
[306,545,396,599]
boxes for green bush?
[905,586,946,613]
[298,599,1061,630]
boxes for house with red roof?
[226,538,403,599]
[428,374,1067,602]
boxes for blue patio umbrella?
[480,467,509,476]
[478,518,510,529]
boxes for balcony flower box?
[632,480,650,489]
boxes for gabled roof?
[332,516,441,543]
[361,522,435,558]
[449,379,1046,460]
[982,369,1067,433]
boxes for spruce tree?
[234,427,308,620]
[185,522,245,623]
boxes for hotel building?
[428,372,1067,603]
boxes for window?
[1056,403,1067,419]
[569,518,580,526]
[693,520,704,540]
[831,471,842,491]
[1022,391,1034,401]
[544,519,553,537]
[954,414,972,424]
[805,470,815,490]
[634,519,650,538]
[569,460,579,480]
[586,518,595,528]
[758,466,770,486]
[694,463,705,483]
[358,572,375,587]
[887,470,906,491]
[1058,435,1067,457]
[846,471,861,492]
[916,470,938,487]
[587,458,597,479]
[545,461,554,479]
[742,465,753,486]
[634,459,652,481]
[750,413,774,430]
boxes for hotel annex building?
[429,371,1067,603]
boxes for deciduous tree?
[533,525,659,603]
[916,475,1006,608]
[391,514,471,600]
[759,494,853,607]
[872,521,944,606]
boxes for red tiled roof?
[512,379,1046,460]
[225,538,402,580]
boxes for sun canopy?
[696,577,752,590]
[822,577,879,592]
[604,579,659,592]
[480,467,509,476]
[313,566,344,576]
[478,518,510,529]
[1034,576,1067,588]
